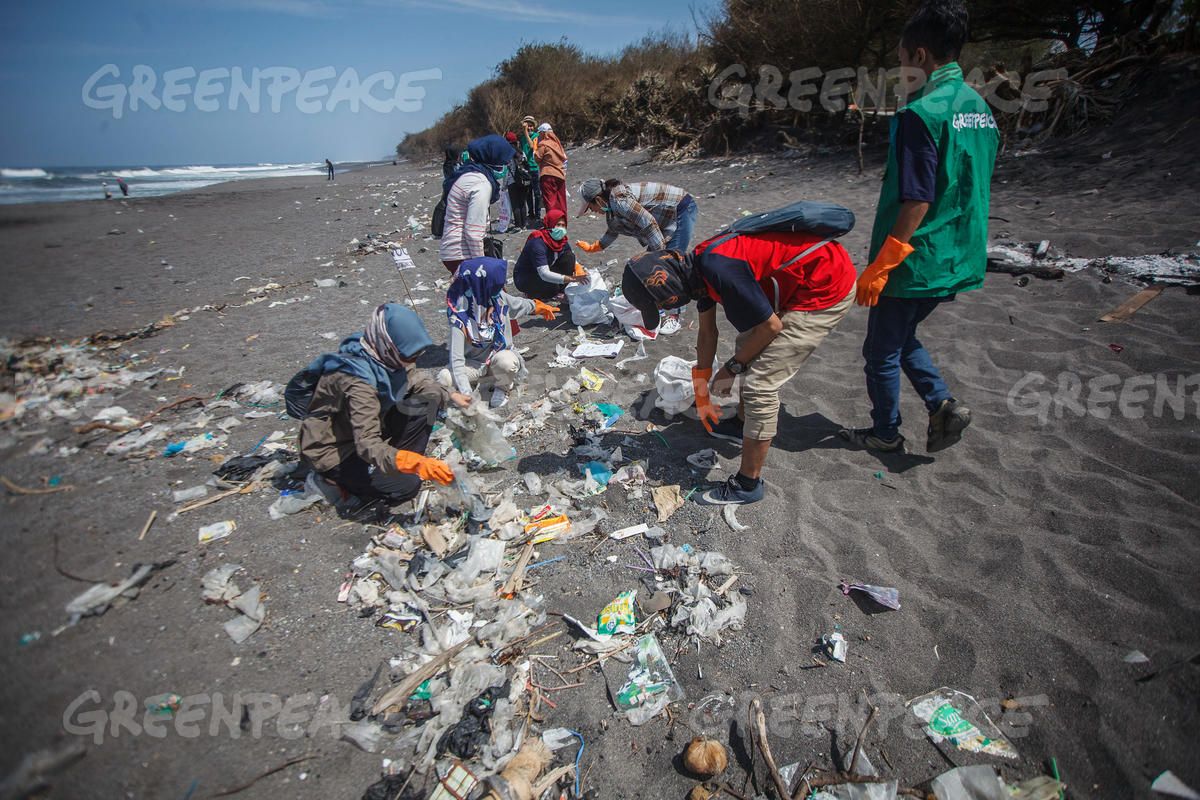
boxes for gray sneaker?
[838,426,906,453]
[927,399,971,452]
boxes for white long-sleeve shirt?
[438,171,492,262]
[447,291,535,395]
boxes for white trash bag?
[653,356,740,416]
[565,269,613,326]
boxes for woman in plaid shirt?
[575,178,698,254]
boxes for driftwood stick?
[750,697,790,800]
[1,476,74,495]
[371,640,470,715]
[849,701,879,776]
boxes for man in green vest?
[841,0,998,454]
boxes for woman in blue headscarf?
[439,134,517,273]
[294,303,470,505]
[438,257,559,409]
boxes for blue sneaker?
[698,475,764,505]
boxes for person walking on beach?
[291,303,468,507]
[575,179,698,254]
[528,122,567,220]
[840,0,998,454]
[325,159,335,180]
[116,177,129,197]
[512,210,588,301]
[438,257,558,409]
[519,116,542,225]
[620,229,856,505]
[438,134,516,273]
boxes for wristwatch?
[723,357,746,375]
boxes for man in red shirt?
[622,231,856,504]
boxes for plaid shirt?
[600,182,689,251]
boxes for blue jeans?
[863,295,954,440]
[666,195,697,252]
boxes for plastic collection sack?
[565,269,613,326]
[653,356,741,416]
[653,356,697,415]
[446,402,516,467]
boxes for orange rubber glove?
[855,235,915,307]
[533,300,558,321]
[691,366,721,433]
[573,261,587,278]
[394,451,454,485]
[575,240,602,253]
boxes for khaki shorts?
[735,288,853,440]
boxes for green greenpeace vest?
[870,63,999,298]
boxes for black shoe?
[838,426,906,453]
[927,399,971,453]
[708,416,744,446]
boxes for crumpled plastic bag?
[446,401,516,466]
[565,269,613,326]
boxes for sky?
[0,0,710,167]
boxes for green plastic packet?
[597,589,637,637]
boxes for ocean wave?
[1,168,51,179]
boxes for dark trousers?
[321,401,436,503]
[515,249,576,301]
[862,295,954,440]
[327,167,334,180]
[508,183,528,229]
[526,175,542,225]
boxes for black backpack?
[284,368,320,420]
[484,236,503,260]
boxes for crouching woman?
[292,303,468,505]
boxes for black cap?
[621,265,661,331]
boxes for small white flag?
[391,247,416,271]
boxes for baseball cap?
[577,178,604,217]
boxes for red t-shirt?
[693,231,856,331]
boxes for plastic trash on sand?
[445,401,515,466]
[616,634,685,725]
[839,581,901,611]
[822,631,847,662]
[268,479,325,519]
[1151,770,1200,799]
[597,590,637,638]
[65,563,158,624]
[909,688,1017,759]
[198,520,236,544]
[929,765,1007,800]
[565,269,613,326]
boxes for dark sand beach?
[1,129,1198,799]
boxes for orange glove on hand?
[573,261,587,278]
[394,451,454,485]
[691,366,721,433]
[575,240,602,253]
[533,300,559,321]
[855,235,915,307]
